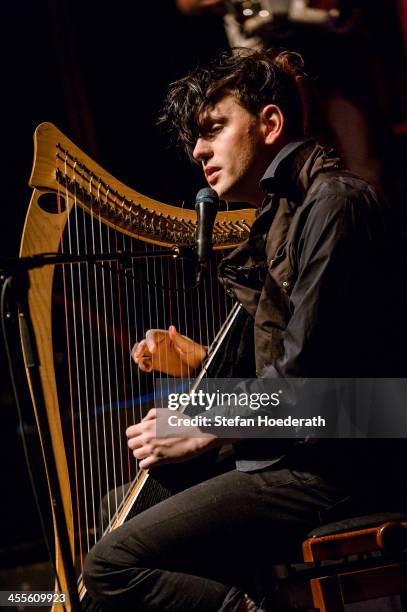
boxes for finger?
[127,435,148,450]
[126,423,145,438]
[168,325,183,348]
[138,357,153,373]
[132,444,152,459]
[139,455,158,469]
[142,408,157,421]
[127,425,156,448]
[169,326,199,356]
[145,329,166,353]
[139,454,169,470]
[128,438,142,451]
[132,340,149,361]
[130,342,140,360]
[126,418,155,438]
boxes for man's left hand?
[126,408,219,470]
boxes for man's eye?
[208,125,222,136]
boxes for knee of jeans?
[83,528,149,603]
[83,533,136,604]
[83,539,110,601]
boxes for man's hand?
[131,326,207,377]
[126,408,219,470]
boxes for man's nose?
[192,137,212,162]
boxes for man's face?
[192,94,271,206]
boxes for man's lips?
[205,166,221,183]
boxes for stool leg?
[310,576,344,612]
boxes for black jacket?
[219,139,406,378]
[215,140,407,476]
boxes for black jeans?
[83,464,366,612]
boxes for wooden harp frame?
[19,122,256,608]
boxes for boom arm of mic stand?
[0,246,193,273]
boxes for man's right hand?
[131,326,207,377]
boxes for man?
[83,48,405,611]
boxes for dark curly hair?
[158,48,306,160]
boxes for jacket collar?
[259,138,342,205]
[260,139,310,186]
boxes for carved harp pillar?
[20,122,255,608]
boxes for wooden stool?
[302,512,407,611]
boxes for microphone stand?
[0,246,188,611]
[0,246,190,273]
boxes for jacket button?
[282,281,289,287]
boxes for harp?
[19,122,255,608]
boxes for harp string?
[72,164,92,557]
[131,234,149,479]
[203,276,210,350]
[106,224,124,511]
[55,153,236,574]
[121,231,134,484]
[172,253,186,382]
[164,252,172,395]
[110,216,130,494]
[85,166,106,551]
[97,189,116,526]
[81,176,100,547]
[74,161,103,562]
[75,167,98,552]
[123,234,135,485]
[181,258,191,350]
[179,205,190,348]
[149,246,158,429]
[61,155,85,570]
[215,256,223,338]
[159,243,170,402]
[158,244,166,406]
[195,266,204,355]
[87,177,106,544]
[128,232,142,438]
[57,172,85,558]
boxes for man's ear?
[260,104,285,145]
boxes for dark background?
[0,0,406,590]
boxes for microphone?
[195,187,219,284]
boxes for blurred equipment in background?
[176,0,407,205]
